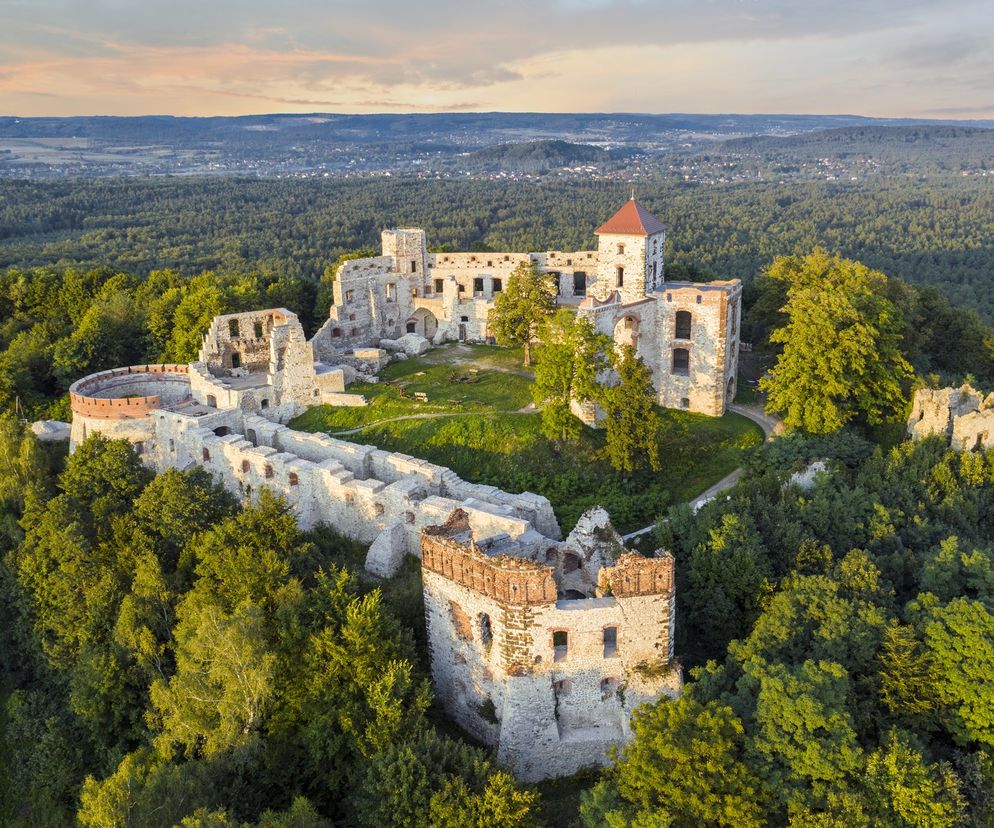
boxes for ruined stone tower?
[421,508,682,782]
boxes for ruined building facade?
[312,199,742,416]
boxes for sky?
[1,0,993,118]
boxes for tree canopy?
[760,250,913,433]
[488,261,557,366]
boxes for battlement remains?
[69,364,191,420]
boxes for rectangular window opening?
[603,626,618,658]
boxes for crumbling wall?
[908,385,994,450]
[198,310,293,375]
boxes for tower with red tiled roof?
[591,197,667,303]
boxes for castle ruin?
[422,508,680,781]
[65,199,738,780]
[312,198,742,416]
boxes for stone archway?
[726,376,736,404]
[408,308,438,340]
[613,314,640,352]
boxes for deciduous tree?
[760,250,913,433]
[531,309,609,442]
[580,696,767,828]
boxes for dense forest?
[4,415,994,824]
[3,175,994,319]
[2,172,994,824]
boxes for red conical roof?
[595,199,667,236]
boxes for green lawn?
[292,344,763,534]
[294,344,533,431]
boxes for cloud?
[0,0,992,116]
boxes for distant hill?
[711,125,994,172]
[465,140,618,172]
[721,124,994,151]
[3,114,994,179]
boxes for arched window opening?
[553,630,568,662]
[289,472,299,486]
[241,459,250,473]
[228,319,239,338]
[675,311,692,340]
[264,464,274,479]
[206,394,217,408]
[616,243,625,255]
[616,266,624,288]
[672,348,690,376]
[230,352,241,370]
[202,448,210,462]
[254,320,264,338]
[479,614,492,646]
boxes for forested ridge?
[3,175,994,318]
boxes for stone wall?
[651,281,742,416]
[69,364,192,450]
[190,309,318,422]
[909,386,994,451]
[198,309,295,375]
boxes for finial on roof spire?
[630,186,635,200]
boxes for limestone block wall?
[268,319,320,409]
[592,232,662,304]
[146,411,554,561]
[319,256,415,352]
[421,527,680,781]
[382,228,428,286]
[909,386,994,450]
